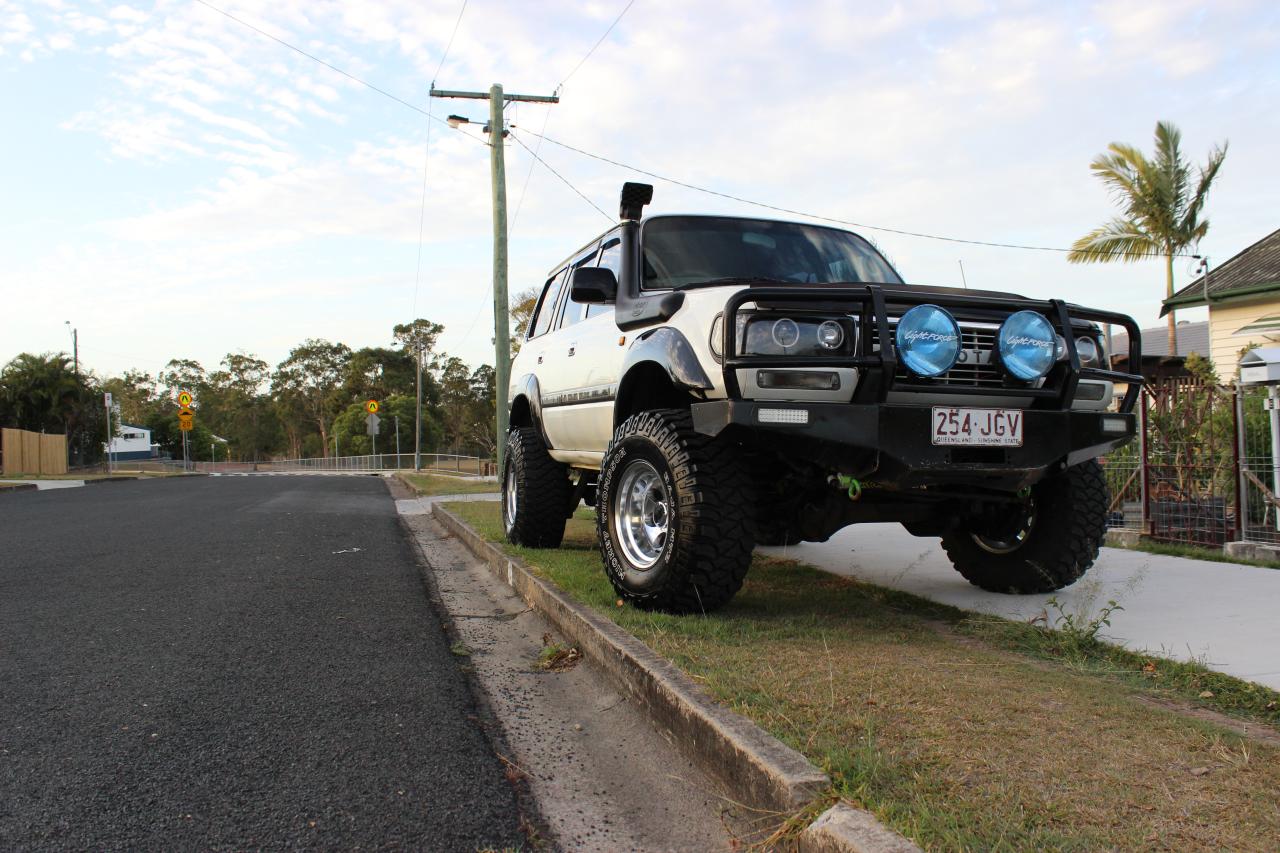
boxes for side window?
[559,246,602,329]
[530,269,568,339]
[597,239,621,276]
[587,238,621,318]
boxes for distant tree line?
[0,317,498,465]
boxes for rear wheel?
[940,460,1107,593]
[597,409,754,613]
[502,426,572,548]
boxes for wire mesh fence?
[135,453,493,476]
[1100,377,1280,549]
[1238,384,1280,546]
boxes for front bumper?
[691,400,1135,489]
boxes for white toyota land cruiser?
[502,183,1142,613]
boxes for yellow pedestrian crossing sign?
[178,391,193,407]
[365,399,379,414]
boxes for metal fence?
[1102,378,1280,548]
[1238,384,1280,546]
[134,453,492,477]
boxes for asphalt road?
[0,476,523,850]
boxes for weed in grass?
[449,642,472,657]
[1043,595,1124,653]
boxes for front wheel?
[597,409,754,613]
[940,459,1108,594]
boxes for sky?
[2,0,1278,381]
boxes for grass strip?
[1110,538,1280,571]
[399,472,497,497]
[447,501,1280,852]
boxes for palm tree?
[1067,121,1227,355]
[0,352,82,432]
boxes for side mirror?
[571,267,617,304]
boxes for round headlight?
[772,318,800,348]
[1075,336,1099,366]
[998,310,1056,380]
[817,320,844,349]
[895,304,960,377]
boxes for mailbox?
[1238,348,1280,386]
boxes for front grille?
[872,320,1009,388]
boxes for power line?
[193,0,438,120]
[431,0,469,87]
[509,105,555,234]
[197,0,1187,263]
[512,126,1192,259]
[557,0,638,91]
[509,131,612,223]
[415,0,471,320]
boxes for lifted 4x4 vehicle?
[502,182,1143,613]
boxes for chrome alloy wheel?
[503,460,518,530]
[612,459,670,569]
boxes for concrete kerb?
[430,504,921,853]
[0,482,38,492]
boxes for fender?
[509,373,554,449]
[614,328,714,427]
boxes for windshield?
[641,216,903,289]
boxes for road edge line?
[431,503,921,852]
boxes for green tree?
[272,339,352,457]
[0,352,109,465]
[100,370,159,426]
[1067,121,1227,356]
[392,319,445,369]
[158,358,207,405]
[207,353,276,462]
[510,288,538,355]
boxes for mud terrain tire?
[502,426,572,548]
[940,459,1107,594]
[597,409,754,613]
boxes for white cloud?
[5,0,1278,377]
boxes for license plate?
[931,407,1023,447]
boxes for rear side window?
[530,268,568,339]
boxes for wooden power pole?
[430,84,558,471]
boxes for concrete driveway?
[761,523,1280,690]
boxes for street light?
[446,114,470,129]
[64,320,78,378]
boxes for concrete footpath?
[762,523,1280,690]
[0,479,85,489]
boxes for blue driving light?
[998,310,1056,380]
[895,304,960,377]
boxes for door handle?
[567,342,577,357]
[537,355,543,364]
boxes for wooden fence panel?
[40,434,67,475]
[2,428,69,475]
[2,428,25,475]
[21,431,39,475]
